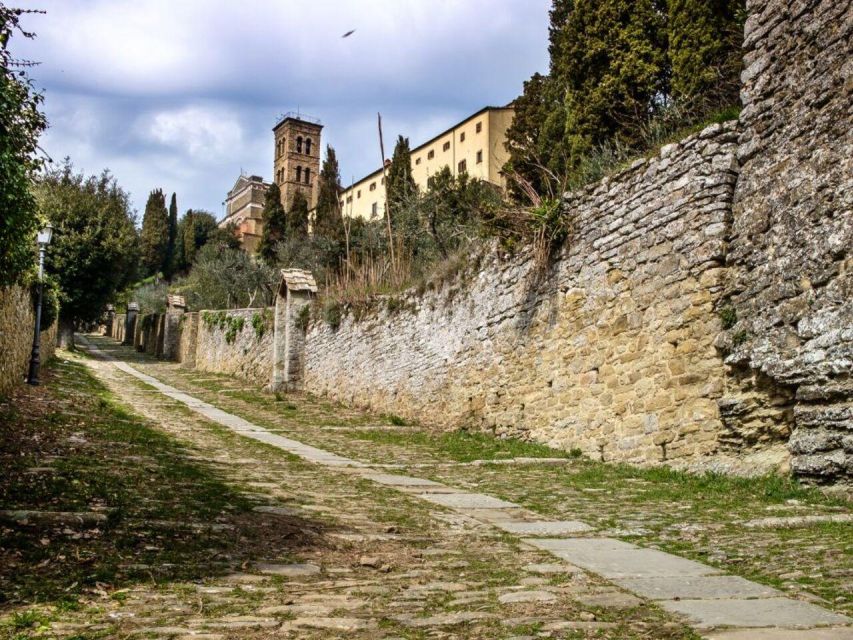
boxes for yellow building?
[340,106,514,220]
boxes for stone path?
[78,336,853,639]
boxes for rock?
[498,590,558,604]
[254,563,321,577]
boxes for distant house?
[339,106,515,221]
[219,174,269,254]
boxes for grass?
[346,427,573,462]
[0,356,323,626]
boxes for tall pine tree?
[257,182,288,264]
[164,192,178,279]
[314,145,344,242]
[139,188,169,277]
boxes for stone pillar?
[104,304,115,337]
[162,295,186,361]
[123,303,138,346]
[271,269,317,392]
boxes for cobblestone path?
[4,335,849,640]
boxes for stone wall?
[0,285,57,398]
[718,0,852,482]
[179,312,199,368]
[305,124,739,466]
[193,308,274,387]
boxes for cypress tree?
[386,135,417,221]
[164,192,178,279]
[139,188,169,276]
[286,191,310,239]
[668,0,744,110]
[258,182,288,264]
[314,145,344,241]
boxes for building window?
[346,196,353,203]
[458,159,467,173]
[296,136,303,153]
[305,138,312,155]
[304,168,311,184]
[296,166,302,182]
[415,157,421,165]
[460,132,465,143]
[381,177,385,185]
[369,182,377,191]
[442,141,450,152]
[340,199,345,208]
[357,189,361,199]
[371,202,378,216]
[476,150,483,164]
[427,150,435,160]
[476,121,482,133]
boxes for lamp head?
[37,223,53,247]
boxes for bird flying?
[342,29,356,38]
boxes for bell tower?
[273,113,323,211]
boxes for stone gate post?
[123,303,138,346]
[271,269,317,392]
[162,294,186,360]
[104,304,115,337]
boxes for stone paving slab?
[360,473,444,487]
[526,538,720,578]
[702,627,853,639]
[417,492,519,509]
[492,520,593,536]
[614,575,782,600]
[661,598,851,629]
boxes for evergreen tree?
[164,192,178,279]
[314,145,344,242]
[36,160,139,347]
[286,191,309,239]
[669,0,744,109]
[176,209,218,269]
[257,182,288,264]
[139,188,169,276]
[385,135,417,223]
[0,5,47,285]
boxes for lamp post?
[27,223,54,386]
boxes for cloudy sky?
[13,0,550,220]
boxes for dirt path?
[2,336,850,639]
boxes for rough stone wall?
[305,124,739,465]
[111,313,126,343]
[719,0,853,481]
[0,285,57,398]
[194,308,274,387]
[162,312,183,360]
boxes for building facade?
[273,113,323,211]
[219,174,269,254]
[339,106,514,220]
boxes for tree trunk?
[58,316,75,349]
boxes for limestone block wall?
[304,124,739,465]
[0,285,57,398]
[720,0,852,481]
[193,308,274,386]
[111,313,126,342]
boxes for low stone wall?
[304,123,739,467]
[179,312,199,368]
[193,308,274,387]
[0,285,57,398]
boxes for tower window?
[476,121,482,133]
[460,132,465,143]
[443,141,450,152]
[371,202,378,216]
[296,166,302,182]
[415,157,421,165]
[369,182,376,191]
[476,150,483,164]
[304,168,311,184]
[305,138,312,155]
[296,136,303,153]
[458,159,467,173]
[357,189,361,199]
[427,150,435,160]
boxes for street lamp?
[27,222,54,386]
